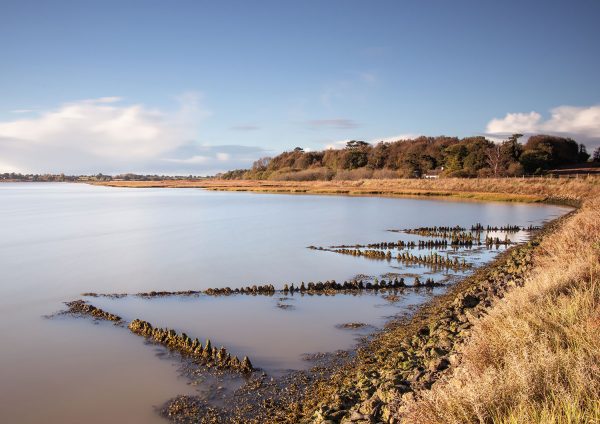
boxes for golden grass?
[92,176,600,205]
[399,195,600,423]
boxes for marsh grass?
[95,176,599,205]
[399,196,600,423]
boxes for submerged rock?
[63,300,122,323]
[128,319,254,374]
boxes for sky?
[1,0,599,175]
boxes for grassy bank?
[288,181,599,424]
[92,177,598,206]
[400,195,600,423]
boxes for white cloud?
[0,95,268,175]
[485,105,600,148]
[0,95,202,160]
[10,109,34,114]
[486,111,542,134]
[324,139,350,150]
[370,134,421,144]
[164,155,210,165]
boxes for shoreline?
[153,214,569,423]
[8,178,596,422]
[87,178,597,207]
[135,178,595,423]
[294,214,570,423]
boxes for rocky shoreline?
[290,215,568,424]
[48,214,575,423]
[153,217,562,423]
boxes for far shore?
[88,177,598,206]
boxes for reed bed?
[93,177,599,205]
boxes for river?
[0,182,571,423]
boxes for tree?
[252,157,272,172]
[521,135,580,170]
[578,144,590,162]
[486,144,503,177]
[593,147,600,162]
[293,147,304,153]
[345,140,370,149]
[520,149,550,174]
[504,134,523,160]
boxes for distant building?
[424,167,444,179]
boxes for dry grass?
[92,176,600,205]
[400,195,600,423]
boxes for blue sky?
[1,0,599,174]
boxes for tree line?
[220,134,598,180]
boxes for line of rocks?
[326,248,471,269]
[128,319,253,374]
[471,223,539,232]
[83,278,444,299]
[283,278,442,293]
[61,300,123,323]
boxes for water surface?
[0,183,571,423]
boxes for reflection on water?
[0,183,571,423]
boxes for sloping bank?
[290,192,599,423]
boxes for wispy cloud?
[485,105,600,147]
[370,133,421,143]
[0,95,266,174]
[10,109,35,114]
[230,124,260,131]
[306,118,359,130]
[357,71,378,84]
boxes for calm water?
[0,183,571,423]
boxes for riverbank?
[91,177,598,206]
[289,186,599,423]
[89,177,598,423]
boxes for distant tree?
[345,140,369,149]
[519,149,550,174]
[520,135,580,171]
[341,149,369,169]
[293,147,304,152]
[504,134,524,160]
[252,157,272,172]
[593,147,600,162]
[486,144,503,177]
[367,143,389,169]
[578,144,590,162]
